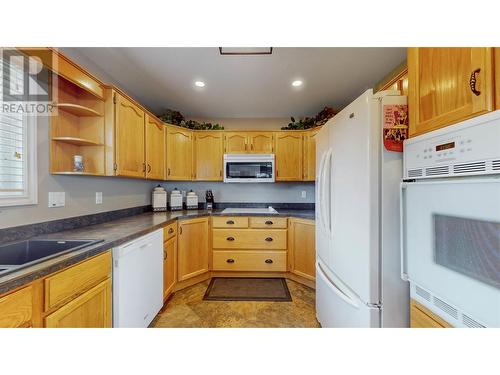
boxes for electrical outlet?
[301,191,307,199]
[96,192,103,204]
[48,192,65,208]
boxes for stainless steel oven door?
[401,177,500,327]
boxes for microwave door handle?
[400,182,409,281]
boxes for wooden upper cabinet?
[303,129,319,181]
[145,114,166,180]
[114,93,146,177]
[408,47,494,137]
[177,217,209,282]
[248,132,274,153]
[289,219,316,281]
[275,132,303,181]
[194,132,223,181]
[166,126,193,180]
[224,132,248,153]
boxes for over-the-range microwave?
[223,154,275,183]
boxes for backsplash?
[160,181,315,204]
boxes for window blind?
[0,56,25,195]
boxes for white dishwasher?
[113,229,163,328]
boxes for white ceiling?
[63,47,406,118]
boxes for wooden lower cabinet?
[0,251,112,328]
[213,250,286,272]
[212,229,287,250]
[45,279,112,328]
[163,233,177,300]
[0,286,33,328]
[288,218,316,281]
[177,217,209,281]
[410,299,452,328]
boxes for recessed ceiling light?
[194,81,205,88]
[292,80,303,87]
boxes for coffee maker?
[205,190,214,210]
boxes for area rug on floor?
[203,277,292,302]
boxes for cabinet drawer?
[213,229,287,249]
[0,286,33,328]
[163,222,177,241]
[249,217,287,229]
[44,251,111,311]
[212,216,249,228]
[213,250,287,271]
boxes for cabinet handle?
[265,259,273,264]
[168,228,174,234]
[251,144,254,150]
[179,227,182,235]
[469,68,481,96]
[142,163,146,172]
[226,258,235,263]
[164,251,167,260]
[227,236,235,241]
[168,168,171,176]
[226,220,235,225]
[147,164,151,173]
[220,170,222,177]
[265,220,273,225]
[265,237,273,242]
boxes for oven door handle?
[400,182,409,282]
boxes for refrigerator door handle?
[317,261,359,309]
[399,182,409,281]
[320,148,333,236]
[316,151,326,230]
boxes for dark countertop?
[0,209,314,295]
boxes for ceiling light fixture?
[219,47,273,55]
[292,80,303,87]
[194,81,205,88]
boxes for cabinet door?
[45,279,112,328]
[224,132,248,153]
[166,126,193,180]
[408,47,493,137]
[289,219,316,281]
[0,286,33,328]
[194,132,223,181]
[303,129,319,181]
[177,217,209,281]
[275,132,303,181]
[163,235,177,300]
[115,93,145,177]
[249,132,274,153]
[410,300,452,328]
[145,114,166,180]
[495,48,500,110]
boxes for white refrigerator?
[315,89,409,328]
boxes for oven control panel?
[403,111,500,179]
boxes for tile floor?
[151,279,320,328]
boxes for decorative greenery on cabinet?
[158,109,224,130]
[281,106,337,130]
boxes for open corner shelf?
[52,137,103,147]
[56,103,102,117]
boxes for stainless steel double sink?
[0,239,103,276]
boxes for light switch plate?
[48,192,65,208]
[95,192,103,204]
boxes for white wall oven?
[223,154,275,183]
[401,111,500,328]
